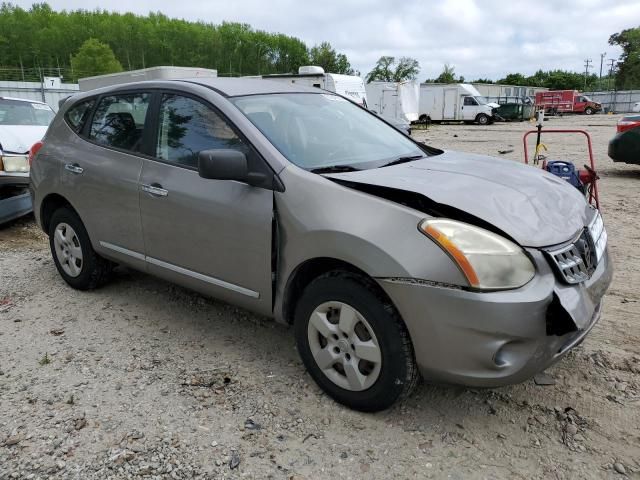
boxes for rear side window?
[65,99,95,133]
[89,93,150,152]
[155,94,248,169]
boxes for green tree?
[308,41,355,74]
[366,56,420,83]
[498,73,527,85]
[434,64,456,83]
[71,38,123,78]
[609,26,640,89]
[0,4,352,80]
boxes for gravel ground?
[1,114,639,479]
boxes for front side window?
[89,93,150,152]
[0,99,54,126]
[65,99,95,133]
[232,93,426,170]
[155,94,247,169]
[463,96,477,106]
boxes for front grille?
[547,230,597,284]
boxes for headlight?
[0,155,30,173]
[419,219,535,290]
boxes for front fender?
[273,166,468,320]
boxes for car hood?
[326,151,592,248]
[0,125,48,153]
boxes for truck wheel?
[294,271,418,412]
[49,207,113,290]
[584,107,594,115]
[476,113,490,125]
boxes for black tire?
[294,271,418,412]
[48,207,113,290]
[476,113,489,125]
[584,107,594,115]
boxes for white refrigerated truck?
[419,83,497,125]
[78,66,218,91]
[365,81,420,124]
[259,66,368,107]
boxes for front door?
[443,88,457,119]
[139,93,273,313]
[461,95,479,121]
[60,92,151,270]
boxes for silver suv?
[31,78,612,411]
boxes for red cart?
[523,129,600,210]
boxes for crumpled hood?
[327,151,592,248]
[0,125,48,153]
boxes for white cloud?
[12,0,637,81]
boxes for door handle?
[64,163,84,174]
[141,183,169,197]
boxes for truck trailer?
[534,90,601,115]
[79,66,218,92]
[419,83,497,125]
[260,66,368,107]
[365,81,420,124]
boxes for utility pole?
[607,59,617,113]
[599,52,606,91]
[583,58,592,90]
[607,59,616,90]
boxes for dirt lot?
[1,114,639,479]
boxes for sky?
[13,0,639,81]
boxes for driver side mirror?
[198,149,248,183]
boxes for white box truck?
[365,81,420,124]
[419,83,497,125]
[79,66,218,91]
[259,66,368,107]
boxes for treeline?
[0,3,354,81]
[423,64,615,91]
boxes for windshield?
[0,99,54,126]
[231,93,425,170]
[582,95,593,102]
[474,96,488,105]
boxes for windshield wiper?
[379,155,424,168]
[310,165,361,174]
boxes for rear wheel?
[476,113,490,125]
[294,272,418,412]
[49,207,113,290]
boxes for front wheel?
[584,107,594,115]
[476,113,490,125]
[294,272,418,412]
[49,207,113,290]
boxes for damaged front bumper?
[0,172,32,224]
[377,247,613,387]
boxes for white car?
[0,97,55,223]
[632,102,640,113]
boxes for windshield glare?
[231,93,425,170]
[0,100,54,126]
[474,96,488,105]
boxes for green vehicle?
[496,101,535,122]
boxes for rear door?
[139,92,273,313]
[60,91,151,270]
[443,88,457,119]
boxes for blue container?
[545,161,583,190]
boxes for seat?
[100,112,139,150]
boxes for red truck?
[535,90,602,115]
